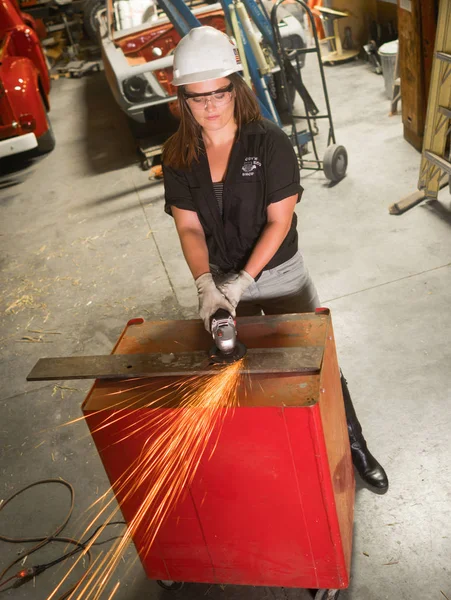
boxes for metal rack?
[390,0,451,214]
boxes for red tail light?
[19,114,36,131]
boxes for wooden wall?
[330,0,398,49]
[377,0,397,23]
[332,0,378,48]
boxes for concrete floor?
[1,57,451,600]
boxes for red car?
[0,0,55,161]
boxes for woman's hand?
[218,270,254,308]
[195,273,234,331]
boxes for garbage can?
[378,39,398,99]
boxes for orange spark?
[48,359,245,600]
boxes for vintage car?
[0,0,55,161]
[97,0,306,124]
[98,1,225,124]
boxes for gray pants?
[213,252,320,317]
[215,254,384,483]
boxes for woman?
[162,26,388,492]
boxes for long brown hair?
[162,73,261,170]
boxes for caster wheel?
[323,144,348,182]
[311,590,341,600]
[156,580,184,591]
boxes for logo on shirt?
[242,156,261,177]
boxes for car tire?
[83,0,105,42]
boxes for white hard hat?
[172,26,243,86]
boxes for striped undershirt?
[212,182,224,217]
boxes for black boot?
[341,374,388,492]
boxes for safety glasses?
[184,83,234,110]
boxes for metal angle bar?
[26,347,324,381]
[436,51,451,63]
[442,63,451,84]
[438,105,451,119]
[434,112,448,135]
[424,150,451,175]
[430,164,440,180]
[421,162,440,191]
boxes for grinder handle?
[211,308,233,322]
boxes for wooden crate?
[398,0,437,150]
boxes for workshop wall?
[331,0,377,48]
[331,0,398,49]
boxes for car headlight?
[123,75,149,103]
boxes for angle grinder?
[209,309,247,364]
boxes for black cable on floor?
[0,479,126,598]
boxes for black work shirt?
[163,119,303,274]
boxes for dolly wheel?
[323,144,348,182]
[156,580,184,591]
[311,589,341,600]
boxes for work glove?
[195,273,235,332]
[217,270,254,308]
